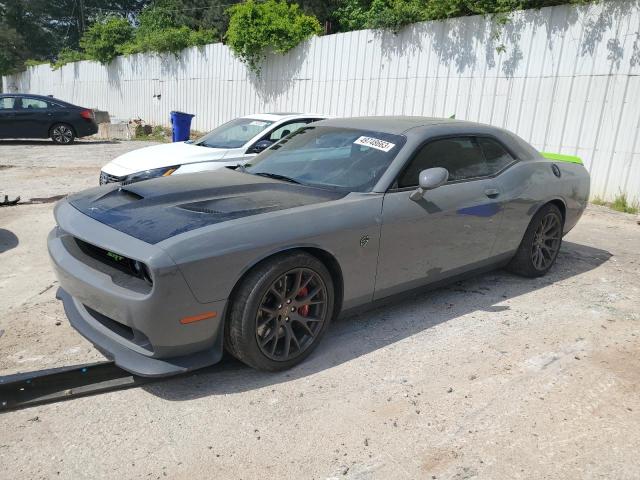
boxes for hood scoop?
[179,204,224,215]
[178,196,279,216]
[117,187,144,201]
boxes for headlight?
[132,260,153,285]
[121,166,178,184]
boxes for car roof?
[313,116,481,134]
[0,93,73,106]
[243,113,326,122]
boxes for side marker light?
[180,311,217,325]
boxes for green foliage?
[591,193,639,214]
[0,25,27,75]
[134,124,171,141]
[130,0,239,36]
[332,0,598,34]
[332,0,369,31]
[144,27,215,53]
[121,1,218,55]
[80,16,134,64]
[0,0,149,75]
[226,0,322,72]
[611,192,639,215]
[373,0,427,32]
[24,59,49,67]
[123,26,216,54]
[51,48,88,70]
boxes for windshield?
[193,117,274,148]
[246,126,405,192]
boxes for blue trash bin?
[170,111,195,142]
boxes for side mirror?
[248,139,274,154]
[409,167,449,202]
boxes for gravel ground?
[0,140,639,480]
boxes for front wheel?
[50,123,75,144]
[507,203,564,277]
[225,252,335,371]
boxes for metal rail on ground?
[0,361,159,412]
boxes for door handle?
[484,188,500,198]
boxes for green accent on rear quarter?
[541,152,583,165]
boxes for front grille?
[99,171,123,185]
[74,238,152,285]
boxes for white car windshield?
[246,126,405,192]
[193,118,274,149]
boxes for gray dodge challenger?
[48,117,590,376]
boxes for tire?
[507,203,564,277]
[50,123,75,144]
[225,252,335,371]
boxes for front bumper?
[56,288,221,377]
[48,201,227,377]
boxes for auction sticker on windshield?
[354,136,396,152]
[250,121,268,127]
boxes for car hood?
[106,142,231,175]
[68,169,345,245]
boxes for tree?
[136,0,243,37]
[79,15,134,64]
[366,0,425,31]
[226,0,322,72]
[0,0,56,74]
[0,25,27,75]
[121,1,218,55]
[332,0,369,32]
[0,0,149,73]
[51,48,87,70]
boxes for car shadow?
[0,229,19,254]
[0,139,119,145]
[144,241,611,401]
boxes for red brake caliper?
[297,287,310,317]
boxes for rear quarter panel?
[493,158,589,256]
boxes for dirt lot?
[1,139,639,480]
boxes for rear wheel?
[50,123,75,144]
[225,252,334,371]
[507,203,563,277]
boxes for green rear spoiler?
[540,152,583,165]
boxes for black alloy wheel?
[530,211,562,271]
[507,203,564,277]
[256,267,328,361]
[51,124,75,144]
[225,252,335,371]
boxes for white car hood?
[103,142,230,176]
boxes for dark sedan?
[0,94,98,144]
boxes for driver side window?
[397,136,514,188]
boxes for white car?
[99,113,325,184]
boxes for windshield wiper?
[254,172,301,184]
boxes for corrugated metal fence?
[3,1,640,202]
